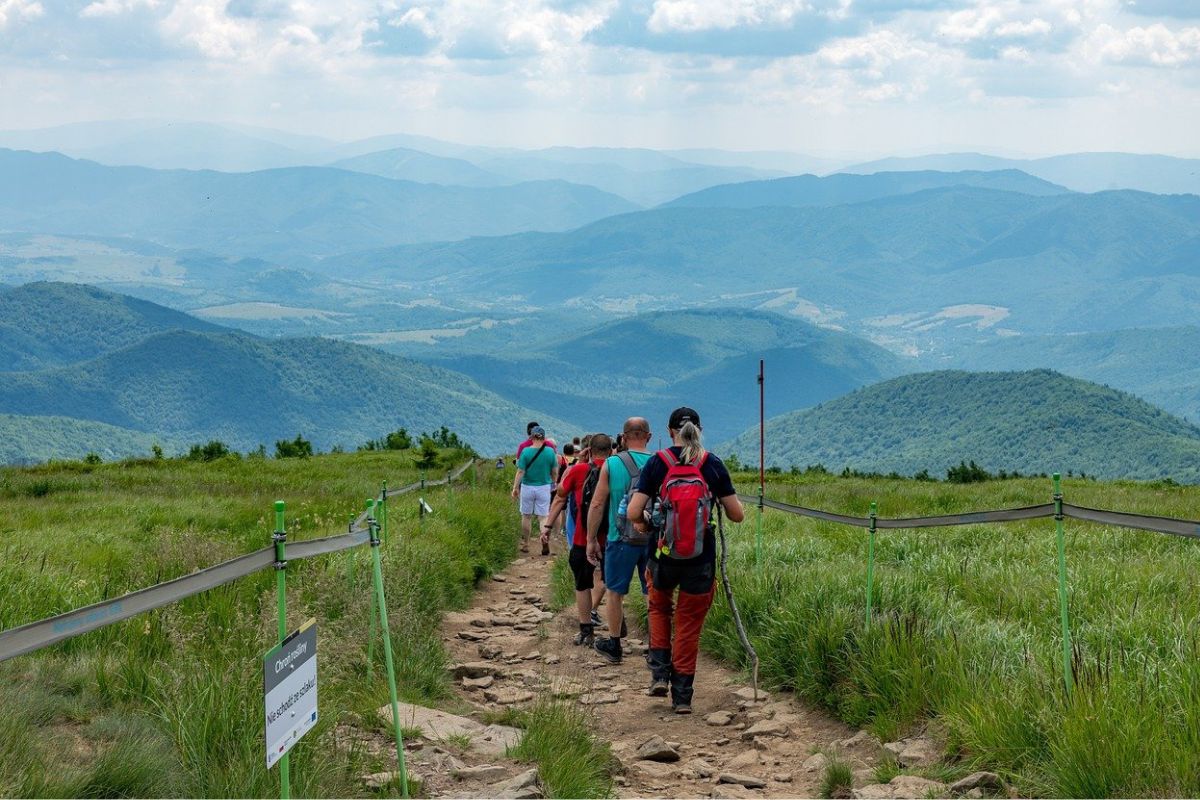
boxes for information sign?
[264,618,318,769]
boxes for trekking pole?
[717,505,760,700]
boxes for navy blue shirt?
[635,447,736,564]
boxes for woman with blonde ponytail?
[626,406,744,713]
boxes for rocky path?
[344,549,1001,799]
[433,551,870,799]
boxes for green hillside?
[0,413,168,464]
[0,149,637,260]
[434,308,904,441]
[0,330,572,457]
[726,369,1200,481]
[945,327,1200,424]
[663,169,1067,208]
[0,282,221,370]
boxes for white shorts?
[519,484,552,516]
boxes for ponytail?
[679,420,704,465]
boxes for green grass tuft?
[511,702,613,799]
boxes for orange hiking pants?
[647,569,716,676]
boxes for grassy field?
[0,449,593,798]
[705,470,1200,797]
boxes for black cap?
[668,406,701,430]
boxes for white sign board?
[264,618,318,769]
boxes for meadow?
[706,470,1200,797]
[0,448,583,798]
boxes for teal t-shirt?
[518,445,557,487]
[606,450,652,542]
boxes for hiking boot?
[593,636,622,664]
[589,609,602,627]
[574,622,595,647]
[648,678,670,697]
[647,648,673,682]
[670,672,695,712]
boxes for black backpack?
[578,463,608,541]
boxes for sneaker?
[648,678,670,697]
[593,637,622,664]
[574,630,595,647]
[541,542,550,556]
[673,702,693,715]
[590,609,602,627]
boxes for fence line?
[0,458,477,664]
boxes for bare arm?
[511,467,524,499]
[720,494,745,523]
[627,491,651,532]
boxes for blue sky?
[1,0,1198,156]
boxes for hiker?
[586,417,654,665]
[516,421,557,459]
[543,433,612,645]
[626,407,744,713]
[511,426,558,554]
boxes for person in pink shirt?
[517,420,558,458]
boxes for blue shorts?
[604,539,649,596]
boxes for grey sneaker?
[648,678,670,697]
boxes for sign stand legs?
[368,514,410,798]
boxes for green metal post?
[366,499,377,679]
[419,473,426,535]
[866,502,877,625]
[368,517,409,798]
[447,470,453,514]
[272,500,290,800]
[1053,474,1074,696]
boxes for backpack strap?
[617,450,642,482]
[657,449,678,468]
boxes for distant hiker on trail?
[626,406,744,714]
[512,427,558,555]
[543,433,612,646]
[587,417,654,665]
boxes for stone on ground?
[705,710,734,726]
[635,734,681,762]
[949,772,1004,795]
[377,702,521,756]
[855,775,947,799]
[719,772,768,789]
[732,687,770,702]
[803,753,831,773]
[484,688,534,705]
[741,719,789,740]
[451,764,508,781]
[450,662,501,679]
[462,675,494,690]
[884,736,941,768]
[579,692,620,705]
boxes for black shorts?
[648,556,715,595]
[569,544,595,591]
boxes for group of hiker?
[508,409,745,714]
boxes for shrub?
[274,435,313,459]
[186,440,231,462]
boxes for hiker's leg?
[569,546,595,623]
[520,513,532,546]
[670,566,716,709]
[646,577,675,685]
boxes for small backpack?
[655,449,712,560]
[614,451,650,546]
[579,463,607,540]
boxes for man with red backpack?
[625,407,744,714]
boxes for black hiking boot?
[573,623,595,647]
[671,673,695,714]
[647,648,673,697]
[593,636,622,664]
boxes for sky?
[0,0,1198,157]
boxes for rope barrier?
[0,458,477,664]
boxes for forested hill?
[0,282,222,371]
[726,370,1200,482]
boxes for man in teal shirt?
[512,427,559,554]
[585,417,652,664]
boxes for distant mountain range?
[663,169,1067,208]
[0,283,573,459]
[0,149,637,260]
[725,370,1200,482]
[428,308,904,443]
[841,152,1200,197]
[324,184,1200,345]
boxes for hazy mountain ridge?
[725,369,1200,482]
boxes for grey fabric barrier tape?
[876,504,1056,528]
[1063,504,1200,540]
[740,495,870,526]
[0,546,274,663]
[1,459,478,663]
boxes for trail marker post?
[866,501,877,625]
[367,513,410,798]
[1052,474,1074,695]
[447,470,453,514]
[381,482,389,544]
[756,359,765,572]
[366,499,377,679]
[271,500,291,800]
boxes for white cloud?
[79,0,158,18]
[159,0,257,59]
[0,0,43,29]
[646,0,820,33]
[1090,22,1200,66]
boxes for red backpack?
[655,449,712,560]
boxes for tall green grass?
[703,471,1200,797]
[0,450,518,798]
